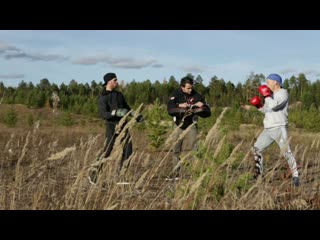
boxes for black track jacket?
[167,88,205,129]
[98,88,131,123]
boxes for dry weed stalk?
[11,131,31,208]
[204,107,230,146]
[179,170,209,209]
[47,146,76,161]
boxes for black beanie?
[103,73,117,86]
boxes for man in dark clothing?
[89,72,141,185]
[98,72,133,161]
[167,76,211,179]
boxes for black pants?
[104,122,133,166]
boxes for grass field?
[0,104,319,209]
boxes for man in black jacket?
[89,72,141,184]
[167,76,211,179]
[98,72,133,160]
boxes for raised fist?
[112,108,129,117]
[258,85,271,98]
[250,96,263,109]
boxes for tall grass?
[1,106,320,209]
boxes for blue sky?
[1,30,320,87]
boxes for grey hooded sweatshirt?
[259,89,289,129]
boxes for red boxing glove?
[258,85,271,98]
[250,96,263,109]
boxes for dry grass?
[1,105,320,209]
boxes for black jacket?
[98,88,131,123]
[167,88,206,129]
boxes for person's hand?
[241,104,252,111]
[249,96,263,109]
[193,102,204,108]
[112,108,129,117]
[258,85,272,98]
[179,102,189,108]
[184,108,194,116]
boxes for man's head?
[103,72,118,90]
[180,76,193,95]
[266,73,282,91]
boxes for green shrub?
[214,142,234,164]
[232,172,252,194]
[61,111,74,127]
[145,98,172,150]
[4,108,17,127]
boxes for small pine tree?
[61,111,74,127]
[37,92,46,108]
[146,98,171,150]
[4,108,17,127]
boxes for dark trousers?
[104,122,133,167]
[90,122,133,183]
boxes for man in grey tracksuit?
[246,73,299,187]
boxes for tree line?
[0,72,320,130]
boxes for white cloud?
[180,65,206,73]
[152,64,164,68]
[0,74,24,79]
[73,55,157,69]
[0,42,20,53]
[72,56,111,65]
[4,51,68,61]
[109,58,156,69]
[303,69,320,76]
[279,68,298,75]
[0,42,68,62]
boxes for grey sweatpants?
[168,124,198,174]
[253,126,299,177]
[172,125,198,156]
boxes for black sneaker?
[254,161,263,178]
[292,177,300,187]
